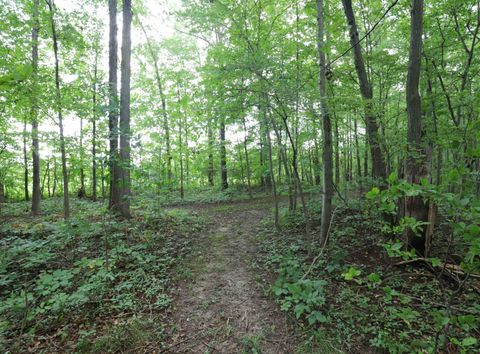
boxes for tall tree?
[115,0,132,217]
[92,46,99,202]
[31,0,41,215]
[139,23,172,184]
[316,0,334,246]
[47,0,69,219]
[342,0,387,180]
[404,0,430,255]
[108,0,120,209]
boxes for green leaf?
[366,187,380,199]
[342,267,362,281]
[367,272,381,283]
[462,337,477,346]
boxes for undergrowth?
[0,197,207,353]
[257,192,480,353]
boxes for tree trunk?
[92,50,98,202]
[0,181,4,204]
[108,0,121,210]
[52,156,57,197]
[31,0,41,215]
[116,0,132,218]
[354,117,362,178]
[23,119,29,201]
[342,0,386,180]
[404,0,430,256]
[242,117,253,198]
[46,159,51,198]
[317,0,334,246]
[220,117,228,190]
[101,157,106,200]
[79,116,86,198]
[140,23,172,185]
[264,110,280,230]
[47,0,69,219]
[208,118,214,186]
[178,89,185,199]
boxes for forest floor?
[163,198,304,353]
[2,193,479,353]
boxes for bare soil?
[163,199,303,353]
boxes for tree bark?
[47,0,69,219]
[354,117,362,178]
[31,0,41,215]
[116,0,132,218]
[92,49,98,202]
[220,116,228,190]
[23,119,29,201]
[404,0,430,256]
[207,118,214,186]
[242,116,253,198]
[317,0,334,246]
[342,0,386,180]
[264,110,280,230]
[108,0,121,210]
[79,116,86,198]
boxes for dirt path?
[164,200,302,353]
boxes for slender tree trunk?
[178,89,185,199]
[342,0,386,180]
[108,0,121,210]
[31,0,41,215]
[313,137,321,185]
[207,118,214,186]
[92,51,98,202]
[242,117,253,198]
[46,159,51,198]
[334,118,340,187]
[140,23,172,185]
[317,0,334,246]
[116,0,132,218]
[23,119,29,201]
[52,157,57,197]
[0,180,4,204]
[264,110,280,230]
[220,116,228,190]
[41,163,48,197]
[404,0,430,256]
[101,158,106,200]
[354,117,362,178]
[271,117,294,210]
[79,116,86,198]
[47,0,69,219]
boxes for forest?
[1,0,479,352]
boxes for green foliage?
[270,250,329,326]
[0,197,206,352]
[258,195,480,353]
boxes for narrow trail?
[164,199,302,353]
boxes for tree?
[47,0,69,219]
[404,0,430,256]
[115,0,132,218]
[342,0,387,180]
[316,0,334,246]
[31,0,41,215]
[92,44,99,201]
[108,0,120,210]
